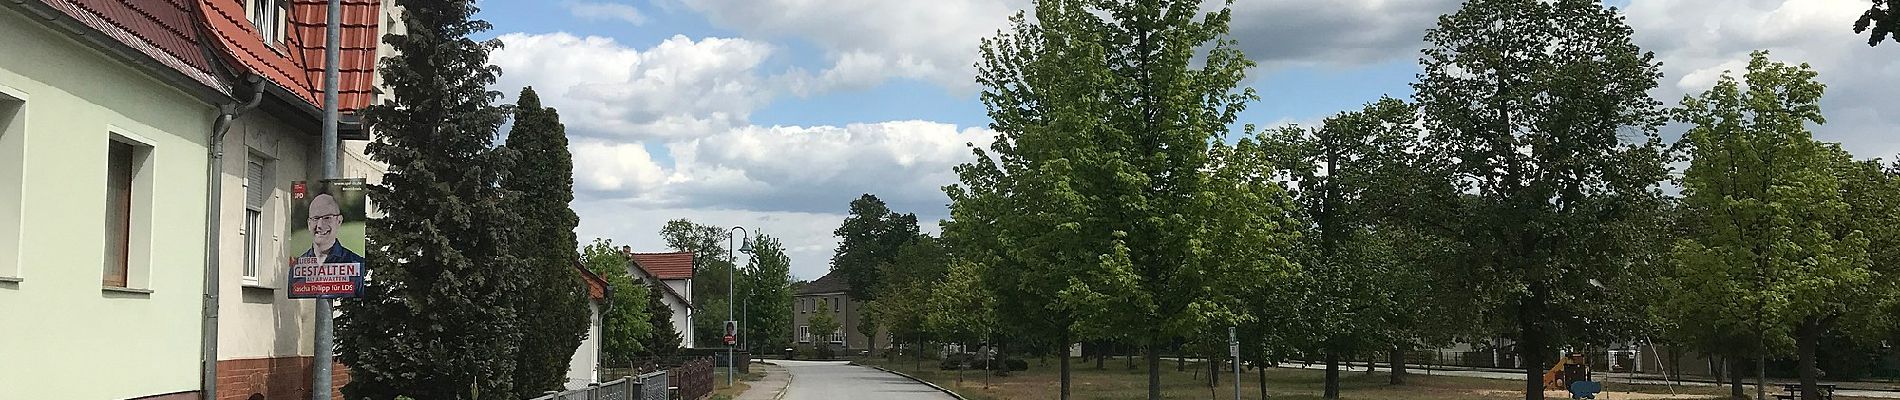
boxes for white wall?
[566,301,602,390]
[0,7,216,398]
[666,278,694,348]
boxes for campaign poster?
[286,178,368,299]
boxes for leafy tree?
[1669,51,1897,400]
[581,239,654,367]
[659,218,737,347]
[923,260,998,384]
[335,0,526,398]
[499,86,590,396]
[1413,1,1670,398]
[738,233,794,354]
[870,237,953,356]
[831,194,923,302]
[640,277,684,357]
[1263,98,1447,397]
[956,1,1297,399]
[809,300,842,357]
[1857,0,1899,47]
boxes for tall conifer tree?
[501,87,589,396]
[336,0,525,398]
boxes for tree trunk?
[1390,346,1409,385]
[1148,340,1163,400]
[1127,345,1137,370]
[1061,331,1072,400]
[1259,360,1269,399]
[1096,342,1106,370]
[1726,356,1745,400]
[1521,298,1546,400]
[1178,343,1186,372]
[1324,351,1341,399]
[1798,319,1822,400]
[1209,351,1220,388]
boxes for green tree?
[1672,52,1898,400]
[581,239,654,367]
[1412,1,1670,398]
[809,300,842,357]
[831,194,922,302]
[499,86,590,396]
[869,237,952,357]
[335,0,525,398]
[739,233,794,354]
[1263,98,1445,397]
[1857,0,1899,46]
[659,219,737,347]
[956,1,1297,398]
[640,277,684,357]
[923,260,998,384]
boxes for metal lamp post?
[726,226,751,385]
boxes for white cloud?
[1627,0,1900,159]
[680,0,1029,93]
[566,1,648,26]
[1224,0,1462,68]
[492,32,777,140]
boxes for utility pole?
[726,226,749,386]
[1230,326,1240,400]
[312,0,341,398]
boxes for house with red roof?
[568,261,612,390]
[0,0,390,399]
[621,247,700,348]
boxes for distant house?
[623,248,696,348]
[791,271,890,350]
[567,262,610,390]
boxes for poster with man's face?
[286,178,367,299]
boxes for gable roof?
[628,251,694,280]
[574,261,608,302]
[796,271,850,296]
[14,0,384,121]
[197,0,380,114]
[15,0,229,97]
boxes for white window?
[242,156,270,284]
[798,326,809,343]
[248,0,288,45]
[0,90,23,282]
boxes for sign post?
[1230,326,1240,400]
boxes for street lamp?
[727,226,751,386]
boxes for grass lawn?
[856,356,1887,400]
[710,368,766,400]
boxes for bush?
[815,344,835,360]
[1005,358,1029,371]
[940,353,977,370]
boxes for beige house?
[791,271,890,351]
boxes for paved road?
[777,360,957,400]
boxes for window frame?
[248,0,289,46]
[0,87,24,283]
[241,155,272,286]
[102,130,154,291]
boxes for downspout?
[202,75,266,400]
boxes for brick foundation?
[214,356,351,400]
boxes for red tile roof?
[575,261,608,302]
[629,252,695,280]
[25,0,382,113]
[198,0,381,112]
[31,0,227,94]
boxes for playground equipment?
[1543,352,1595,393]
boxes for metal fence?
[527,370,666,400]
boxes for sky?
[473,0,1900,282]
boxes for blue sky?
[474,0,1900,281]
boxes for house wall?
[213,109,380,400]
[667,278,694,348]
[567,301,603,390]
[790,292,890,351]
[0,7,216,399]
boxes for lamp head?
[738,236,754,253]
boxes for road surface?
[777,360,957,400]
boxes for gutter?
[201,75,265,400]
